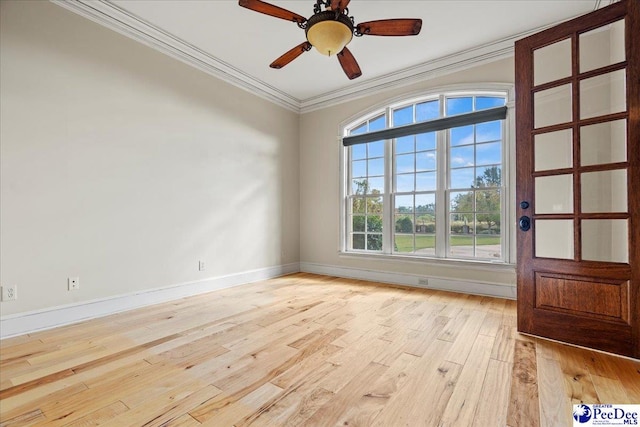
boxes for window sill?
[338,250,516,273]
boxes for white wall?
[299,58,517,290]
[0,0,300,317]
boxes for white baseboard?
[0,263,300,340]
[300,262,516,300]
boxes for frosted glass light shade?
[307,20,353,56]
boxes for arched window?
[341,86,513,262]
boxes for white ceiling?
[56,0,602,111]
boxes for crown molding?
[51,0,600,114]
[51,0,302,112]
[299,39,515,113]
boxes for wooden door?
[515,0,639,358]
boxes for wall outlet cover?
[2,285,17,301]
[68,277,80,291]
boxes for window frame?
[339,84,516,266]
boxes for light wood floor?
[1,273,638,426]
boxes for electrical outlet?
[2,285,17,301]
[198,260,205,271]
[418,278,429,286]
[68,277,80,291]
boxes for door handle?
[519,216,531,231]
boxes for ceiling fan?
[238,0,422,80]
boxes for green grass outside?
[394,234,500,252]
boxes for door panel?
[515,0,639,358]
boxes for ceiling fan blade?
[330,0,351,11]
[356,19,422,36]
[239,0,306,24]
[270,42,312,69]
[337,47,362,80]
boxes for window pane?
[416,151,436,171]
[416,217,435,234]
[447,97,473,116]
[581,169,627,213]
[580,69,626,120]
[395,195,413,213]
[450,191,474,212]
[352,216,365,232]
[535,220,574,259]
[350,123,367,135]
[393,105,413,126]
[368,158,384,176]
[450,126,474,146]
[415,235,436,256]
[368,141,385,158]
[449,235,474,258]
[450,146,474,168]
[395,215,414,233]
[395,234,414,253]
[396,154,415,173]
[351,144,366,160]
[535,174,573,214]
[534,129,573,171]
[367,196,383,214]
[352,234,365,250]
[367,234,383,250]
[396,135,414,153]
[416,172,437,191]
[582,219,628,263]
[367,216,383,232]
[352,160,366,178]
[415,194,435,213]
[369,115,385,131]
[450,167,475,189]
[351,198,365,214]
[367,177,384,193]
[476,236,501,259]
[416,100,440,122]
[396,174,414,192]
[476,189,500,213]
[581,119,627,166]
[476,121,502,142]
[476,213,501,235]
[416,132,436,151]
[352,179,366,194]
[476,97,506,110]
[580,19,625,73]
[534,38,572,86]
[476,142,501,166]
[475,166,502,187]
[535,84,572,128]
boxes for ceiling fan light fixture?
[305,11,353,56]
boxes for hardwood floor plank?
[335,352,420,426]
[236,362,338,426]
[444,309,488,365]
[507,340,540,427]
[303,361,389,426]
[537,352,571,427]
[472,359,513,427]
[439,334,495,426]
[102,384,221,427]
[64,400,129,427]
[198,382,283,426]
[189,328,344,423]
[0,273,638,427]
